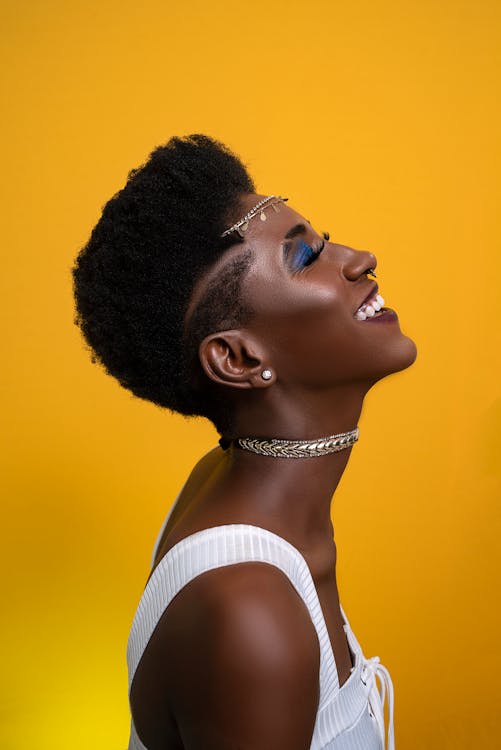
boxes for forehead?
[237,194,310,244]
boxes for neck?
[228,442,355,542]
[220,384,367,548]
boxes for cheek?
[254,296,359,381]
[252,288,416,386]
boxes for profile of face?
[193,193,417,398]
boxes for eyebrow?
[283,223,308,240]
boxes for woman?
[72,134,416,750]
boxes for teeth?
[354,292,386,320]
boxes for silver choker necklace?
[219,427,359,458]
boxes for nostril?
[342,248,378,281]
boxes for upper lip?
[354,282,379,314]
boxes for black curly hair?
[71,134,256,434]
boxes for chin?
[396,333,417,368]
[360,335,417,390]
[379,334,418,379]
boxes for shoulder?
[179,445,226,498]
[164,562,321,749]
[174,446,224,504]
[156,446,225,541]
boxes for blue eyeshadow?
[290,239,316,271]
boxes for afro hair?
[71,134,256,434]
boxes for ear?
[199,330,276,390]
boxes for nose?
[340,246,377,282]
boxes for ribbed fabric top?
[126,506,395,750]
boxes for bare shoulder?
[179,445,225,497]
[164,562,320,750]
[192,444,225,474]
[158,446,225,536]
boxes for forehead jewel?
[221,195,288,238]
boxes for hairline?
[182,242,256,340]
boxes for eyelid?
[282,233,326,272]
[294,238,325,273]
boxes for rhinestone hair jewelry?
[219,427,359,458]
[221,195,288,238]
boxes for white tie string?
[361,656,395,750]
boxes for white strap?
[361,655,395,750]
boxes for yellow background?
[1,1,499,747]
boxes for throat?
[301,536,337,582]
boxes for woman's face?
[232,194,417,390]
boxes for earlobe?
[199,331,273,390]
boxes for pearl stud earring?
[261,368,272,381]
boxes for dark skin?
[129,195,417,749]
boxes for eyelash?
[291,231,330,272]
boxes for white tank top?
[126,504,395,750]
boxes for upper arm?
[168,563,321,750]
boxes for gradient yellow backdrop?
[1,1,499,748]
